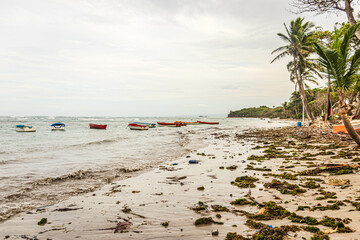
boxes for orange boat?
[333,121,360,134]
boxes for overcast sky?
[0,0,351,116]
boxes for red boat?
[197,121,219,125]
[157,122,182,127]
[89,123,107,129]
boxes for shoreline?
[2,124,360,239]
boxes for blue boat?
[131,122,156,128]
[51,122,66,131]
[16,125,36,132]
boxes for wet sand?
[2,125,360,239]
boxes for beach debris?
[37,218,47,226]
[323,227,338,234]
[194,217,223,226]
[197,186,205,191]
[122,205,131,213]
[114,221,132,233]
[211,205,229,212]
[316,190,337,200]
[226,224,300,240]
[226,165,237,170]
[231,176,259,188]
[299,164,357,176]
[211,230,219,236]
[166,176,187,181]
[258,208,266,215]
[240,201,291,220]
[38,227,67,234]
[230,198,253,205]
[328,178,350,186]
[171,163,178,165]
[52,207,83,212]
[188,160,199,164]
[191,201,208,212]
[161,221,169,227]
[264,179,306,195]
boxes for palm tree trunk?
[297,70,315,122]
[339,91,360,146]
[324,76,331,123]
[345,0,360,41]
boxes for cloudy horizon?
[0,0,351,117]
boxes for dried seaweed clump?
[243,201,291,220]
[264,179,306,195]
[231,176,259,188]
[226,224,300,240]
[194,217,223,226]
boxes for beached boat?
[175,121,196,125]
[197,121,219,125]
[89,123,107,129]
[157,122,182,127]
[15,125,36,132]
[51,122,65,131]
[333,121,360,134]
[128,123,149,130]
[131,122,156,128]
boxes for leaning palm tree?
[314,22,360,145]
[272,17,316,122]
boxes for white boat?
[128,123,149,130]
[131,122,156,128]
[16,125,36,132]
[51,123,65,131]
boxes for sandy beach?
[2,124,360,240]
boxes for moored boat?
[157,122,182,127]
[128,123,149,130]
[131,122,156,128]
[89,123,107,129]
[16,125,36,132]
[197,121,219,125]
[333,121,360,134]
[51,122,65,131]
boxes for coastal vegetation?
[230,0,360,145]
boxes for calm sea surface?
[0,116,290,221]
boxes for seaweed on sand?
[263,179,306,195]
[315,190,337,200]
[241,201,291,220]
[288,213,318,225]
[301,180,320,189]
[245,164,272,171]
[226,224,300,240]
[194,217,223,226]
[231,176,259,188]
[230,198,253,206]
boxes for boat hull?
[157,122,182,127]
[197,121,219,125]
[89,124,107,129]
[131,122,156,128]
[128,123,149,130]
[16,126,36,132]
[51,126,65,131]
[333,124,360,134]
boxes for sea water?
[0,116,290,221]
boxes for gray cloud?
[0,0,353,116]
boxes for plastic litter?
[189,160,199,164]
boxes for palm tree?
[272,17,316,122]
[314,22,360,145]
